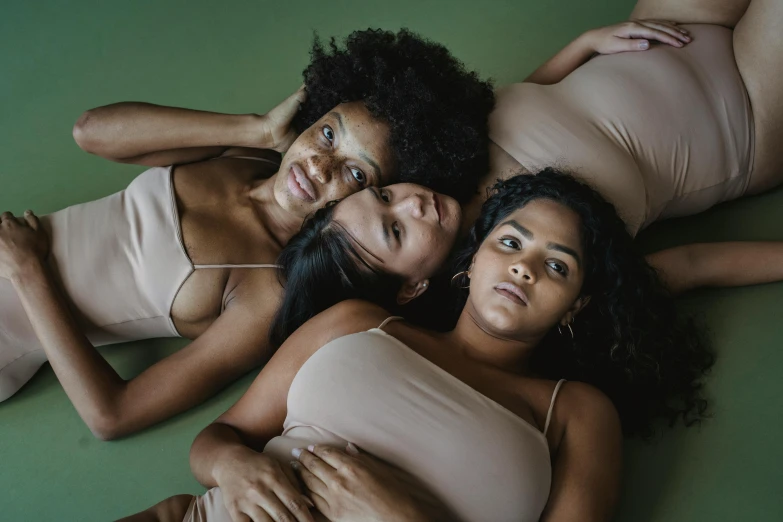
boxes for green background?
[1,0,781,520]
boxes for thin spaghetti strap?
[543,379,567,436]
[377,316,404,330]
[193,264,282,269]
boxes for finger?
[305,491,329,519]
[269,483,315,522]
[0,211,14,222]
[641,19,689,35]
[345,442,361,457]
[242,504,274,522]
[290,460,328,498]
[257,491,312,522]
[637,21,690,43]
[309,444,359,472]
[292,447,337,480]
[618,24,685,48]
[23,210,40,231]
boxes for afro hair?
[292,28,495,203]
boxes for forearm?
[11,260,128,438]
[525,31,596,85]
[647,242,783,295]
[73,102,267,160]
[190,422,257,488]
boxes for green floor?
[1,0,782,520]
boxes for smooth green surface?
[1,1,781,520]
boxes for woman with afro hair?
[0,28,494,438]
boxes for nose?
[508,255,536,283]
[306,156,334,185]
[394,193,425,219]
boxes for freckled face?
[332,183,462,284]
[274,102,396,217]
[467,200,586,339]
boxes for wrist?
[238,113,271,149]
[9,257,49,287]
[578,29,600,54]
[213,444,257,484]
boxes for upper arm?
[645,246,693,295]
[215,299,389,448]
[540,383,623,522]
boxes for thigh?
[630,0,750,28]
[734,0,783,193]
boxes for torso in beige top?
[0,157,279,401]
[489,24,754,234]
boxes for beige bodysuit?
[0,161,279,402]
[491,24,754,233]
[183,318,564,522]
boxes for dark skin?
[0,98,396,440]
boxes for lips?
[494,282,529,306]
[287,163,316,202]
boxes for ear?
[560,295,591,325]
[396,279,430,305]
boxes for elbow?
[72,109,103,154]
[87,412,126,441]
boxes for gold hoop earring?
[450,270,470,289]
[558,323,575,339]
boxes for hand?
[585,19,691,54]
[0,210,49,281]
[260,85,307,153]
[290,444,428,522]
[215,446,315,522]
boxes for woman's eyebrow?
[501,219,581,267]
[360,152,382,182]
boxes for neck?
[248,175,303,248]
[444,301,542,374]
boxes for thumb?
[23,210,40,231]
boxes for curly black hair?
[292,28,495,203]
[453,169,715,438]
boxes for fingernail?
[639,41,649,49]
[346,443,360,456]
[303,497,315,508]
[291,448,302,459]
[307,445,315,452]
[289,460,301,470]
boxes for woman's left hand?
[586,19,691,55]
[290,444,430,522]
[0,210,49,280]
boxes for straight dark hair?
[269,202,404,347]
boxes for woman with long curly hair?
[0,28,494,439]
[123,170,713,522]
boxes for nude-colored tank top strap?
[192,263,281,269]
[377,316,404,330]
[543,379,567,436]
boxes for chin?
[479,306,526,336]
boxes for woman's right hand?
[215,446,315,522]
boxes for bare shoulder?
[560,382,619,423]
[311,299,394,342]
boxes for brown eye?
[499,237,520,249]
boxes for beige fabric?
[185,325,562,522]
[0,165,277,401]
[490,24,754,234]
